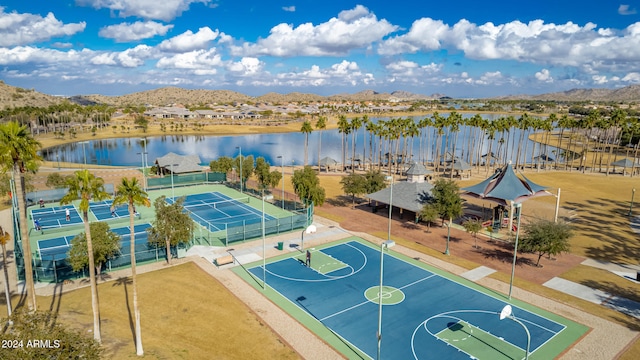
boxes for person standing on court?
[65,208,70,221]
[306,250,311,267]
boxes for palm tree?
[0,121,41,311]
[350,117,362,172]
[60,170,110,343]
[300,120,313,166]
[337,115,350,172]
[112,177,149,356]
[0,226,13,317]
[315,116,327,172]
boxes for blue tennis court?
[30,205,82,231]
[246,239,587,359]
[171,192,275,231]
[89,200,133,221]
[36,223,153,261]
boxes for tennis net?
[184,196,250,210]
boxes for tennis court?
[36,223,153,262]
[171,192,275,231]
[30,205,82,231]
[90,200,131,220]
[241,238,588,359]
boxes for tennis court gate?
[190,202,314,247]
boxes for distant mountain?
[0,81,64,108]
[498,85,640,102]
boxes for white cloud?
[282,6,295,12]
[0,46,90,65]
[156,49,223,70]
[233,5,398,57]
[158,27,219,52]
[619,5,637,15]
[227,57,263,75]
[90,45,154,67]
[378,17,640,76]
[0,7,86,46]
[245,60,374,88]
[99,21,174,42]
[535,68,553,82]
[75,0,210,21]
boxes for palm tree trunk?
[2,243,12,317]
[129,204,144,356]
[165,239,171,264]
[83,213,102,343]
[14,166,37,311]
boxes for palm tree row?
[0,120,149,355]
[303,110,639,175]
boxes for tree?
[462,219,483,248]
[60,169,111,343]
[363,169,387,195]
[315,116,327,172]
[300,120,313,166]
[340,173,367,207]
[254,157,282,190]
[112,177,149,356]
[291,166,326,206]
[209,156,234,173]
[68,222,120,275]
[134,115,149,132]
[46,173,71,189]
[235,154,254,190]
[420,204,439,233]
[0,121,42,311]
[0,310,102,360]
[431,179,464,255]
[518,220,572,267]
[0,226,12,317]
[147,196,194,265]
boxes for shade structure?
[318,156,338,166]
[462,163,551,205]
[610,158,640,168]
[533,154,554,162]
[450,159,472,171]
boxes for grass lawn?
[2,262,300,360]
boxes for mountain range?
[2,80,640,109]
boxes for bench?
[214,255,234,267]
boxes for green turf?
[295,249,347,274]
[436,320,524,360]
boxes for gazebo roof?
[366,181,433,213]
[155,152,203,173]
[462,163,550,205]
[406,162,432,175]
[319,156,338,166]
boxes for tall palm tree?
[0,121,41,311]
[300,120,313,166]
[112,177,150,356]
[350,117,362,172]
[60,169,110,343]
[337,115,350,172]
[315,116,327,172]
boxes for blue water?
[40,115,556,167]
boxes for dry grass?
[3,263,300,360]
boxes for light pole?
[377,239,394,360]
[509,202,523,299]
[554,188,561,223]
[277,155,284,209]
[499,305,530,360]
[236,146,243,194]
[137,138,148,191]
[170,163,179,200]
[629,188,636,216]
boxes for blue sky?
[1,1,639,98]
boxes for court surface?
[30,205,82,231]
[170,192,275,231]
[243,238,588,359]
[36,223,152,261]
[89,200,132,221]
